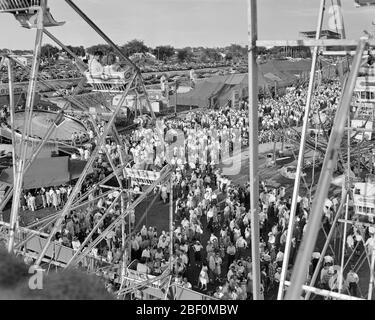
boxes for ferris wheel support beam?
[64,0,158,122]
[64,192,123,268]
[118,145,131,267]
[305,190,348,300]
[28,187,122,232]
[68,163,128,208]
[139,80,156,120]
[43,28,87,71]
[0,59,87,213]
[169,175,174,272]
[247,0,262,300]
[8,1,46,253]
[278,0,326,300]
[339,105,352,295]
[286,38,367,300]
[7,58,18,250]
[72,165,173,266]
[284,281,363,300]
[368,249,375,300]
[89,116,124,188]
[34,72,138,267]
[336,0,346,39]
[14,187,124,251]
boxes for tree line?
[2,40,311,63]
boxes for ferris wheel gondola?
[0,0,65,28]
[354,0,375,6]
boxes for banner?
[125,168,160,185]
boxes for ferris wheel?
[0,0,177,300]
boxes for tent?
[199,72,269,108]
[0,156,91,189]
[175,81,225,108]
[175,58,337,109]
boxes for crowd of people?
[4,78,375,300]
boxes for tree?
[86,44,113,56]
[177,48,193,62]
[121,39,148,56]
[64,45,86,58]
[257,46,268,56]
[153,45,175,61]
[225,44,247,61]
[201,48,221,63]
[41,44,59,59]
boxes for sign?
[353,195,375,207]
[125,168,160,185]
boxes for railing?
[125,168,161,186]
[0,0,41,12]
[125,267,169,290]
[170,284,218,301]
[85,71,134,93]
[0,222,107,269]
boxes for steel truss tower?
[0,0,174,295]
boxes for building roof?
[354,0,375,6]
[0,156,90,189]
[300,30,341,39]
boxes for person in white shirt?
[84,149,90,160]
[141,246,151,262]
[276,250,284,267]
[72,237,81,251]
[182,277,192,289]
[89,51,104,77]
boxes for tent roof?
[176,81,225,108]
[0,156,89,189]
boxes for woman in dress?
[198,264,209,291]
[51,189,58,210]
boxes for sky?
[1,0,375,49]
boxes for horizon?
[0,1,375,50]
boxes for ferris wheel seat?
[0,0,40,12]
[355,0,375,6]
[84,70,134,93]
[15,8,65,28]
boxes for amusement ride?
[0,0,375,300]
